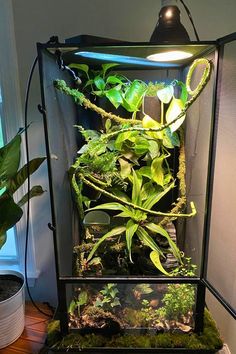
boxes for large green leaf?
[126,219,138,262]
[122,80,146,112]
[83,79,95,89]
[0,134,21,186]
[142,115,164,140]
[115,210,134,218]
[166,98,186,133]
[174,80,188,104]
[163,128,180,148]
[78,290,88,306]
[87,202,129,213]
[115,131,138,151]
[106,76,124,85]
[101,63,119,77]
[148,140,160,159]
[8,157,46,194]
[151,156,165,187]
[87,225,126,261]
[131,169,142,206]
[145,223,182,262]
[140,181,156,201]
[105,88,123,109]
[156,85,174,104]
[111,188,131,202]
[138,166,151,179]
[68,299,77,315]
[94,76,106,91]
[68,63,89,76]
[136,226,163,256]
[143,181,175,210]
[118,158,132,179]
[134,137,150,156]
[80,129,100,141]
[150,250,169,275]
[115,131,138,150]
[17,185,45,207]
[0,196,23,247]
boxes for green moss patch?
[47,309,223,351]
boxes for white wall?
[11,0,236,351]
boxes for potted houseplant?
[0,129,45,348]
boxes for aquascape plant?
[0,129,45,249]
[54,58,212,275]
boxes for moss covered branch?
[54,58,212,133]
[75,173,196,219]
[53,80,141,125]
[160,129,187,226]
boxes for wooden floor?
[0,302,53,354]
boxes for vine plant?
[55,58,212,275]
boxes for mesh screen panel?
[207,41,236,310]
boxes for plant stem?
[161,101,164,125]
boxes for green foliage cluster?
[156,258,197,321]
[86,170,181,275]
[145,81,166,97]
[47,309,223,351]
[0,130,45,249]
[94,283,121,311]
[156,283,195,321]
[69,62,147,119]
[55,59,212,276]
[71,115,185,274]
[68,290,88,317]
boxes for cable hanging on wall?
[24,54,53,318]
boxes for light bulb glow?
[165,9,173,18]
[147,50,193,62]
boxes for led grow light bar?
[75,51,179,67]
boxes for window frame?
[0,0,38,284]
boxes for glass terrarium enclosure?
[37,34,236,352]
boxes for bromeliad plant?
[0,130,45,249]
[86,170,182,275]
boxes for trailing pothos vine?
[54,58,212,275]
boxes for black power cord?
[179,0,200,41]
[24,56,52,318]
[23,36,79,319]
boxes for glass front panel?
[66,281,197,335]
[41,45,216,279]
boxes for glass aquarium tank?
[36,34,236,352]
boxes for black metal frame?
[37,36,236,352]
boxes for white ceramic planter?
[0,270,25,349]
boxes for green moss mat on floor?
[47,309,223,351]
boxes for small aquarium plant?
[51,57,222,350]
